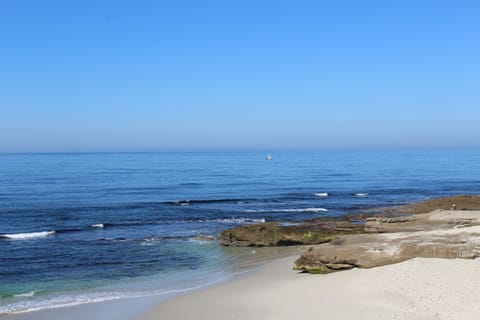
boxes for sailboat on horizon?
[266,153,273,161]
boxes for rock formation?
[221,194,480,273]
[221,219,365,247]
[387,194,480,214]
[294,209,480,273]
[221,194,480,247]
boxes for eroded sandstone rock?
[294,212,480,274]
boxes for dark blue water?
[1,150,480,314]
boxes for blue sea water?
[1,150,480,314]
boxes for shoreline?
[139,255,480,320]
[5,242,480,320]
[5,194,480,319]
[1,247,304,320]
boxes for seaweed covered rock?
[221,220,364,247]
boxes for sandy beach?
[139,255,480,320]
[5,252,480,320]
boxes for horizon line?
[0,146,478,155]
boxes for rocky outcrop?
[219,194,480,272]
[314,195,480,236]
[294,210,480,273]
[221,220,364,247]
[385,194,480,215]
[364,209,480,233]
[221,195,480,247]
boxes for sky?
[1,0,480,152]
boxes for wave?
[0,284,214,315]
[167,217,266,224]
[0,231,55,240]
[101,220,264,244]
[101,235,193,243]
[314,192,329,197]
[13,291,38,298]
[1,217,264,242]
[354,193,369,197]
[101,237,130,242]
[243,208,328,213]
[163,198,258,206]
[213,218,265,224]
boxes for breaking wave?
[0,231,56,240]
[163,198,258,206]
[314,193,329,197]
[1,217,265,242]
[13,291,38,298]
[243,208,328,213]
[354,193,369,197]
[212,218,265,224]
[0,283,215,315]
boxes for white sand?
[139,256,480,320]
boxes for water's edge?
[1,246,305,320]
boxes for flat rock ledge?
[221,194,480,247]
[221,220,365,247]
[294,210,480,274]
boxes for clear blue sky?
[1,0,479,152]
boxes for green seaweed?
[293,264,331,274]
[301,232,333,244]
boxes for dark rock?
[221,221,363,247]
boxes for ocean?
[1,150,480,315]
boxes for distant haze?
[1,0,480,152]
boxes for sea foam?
[1,231,55,240]
[1,283,217,315]
[13,291,37,298]
[215,218,266,224]
[314,192,329,197]
[354,193,369,197]
[244,208,327,213]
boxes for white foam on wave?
[90,224,104,228]
[13,291,37,298]
[1,231,55,240]
[1,282,220,315]
[279,208,328,213]
[314,192,329,197]
[102,237,128,242]
[139,237,165,246]
[177,218,266,224]
[354,193,369,197]
[215,218,266,224]
[244,208,328,213]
